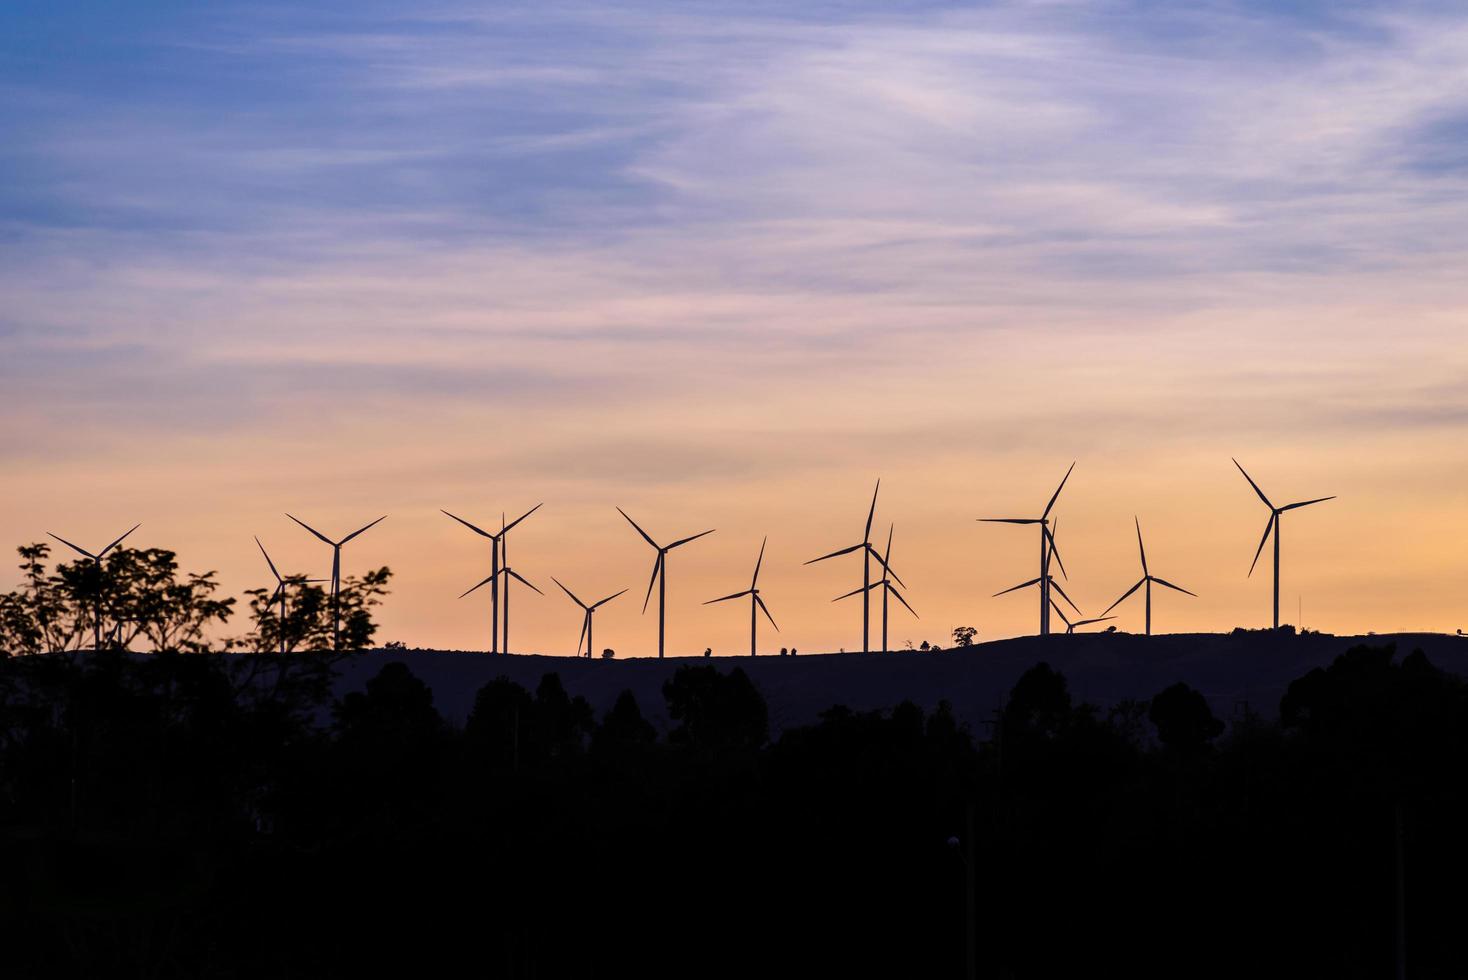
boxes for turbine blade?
[98,524,141,557]
[255,536,282,583]
[459,574,496,599]
[592,588,628,609]
[667,528,715,550]
[1101,578,1145,617]
[1248,513,1275,577]
[578,613,588,654]
[889,585,918,619]
[864,479,880,541]
[47,532,97,561]
[286,514,335,546]
[1048,597,1073,627]
[865,543,906,587]
[1044,525,1069,581]
[551,576,588,609]
[441,509,495,539]
[504,568,543,594]
[804,543,864,564]
[642,552,662,613]
[755,594,779,631]
[704,589,753,605]
[993,576,1042,597]
[1075,616,1116,627]
[1134,516,1148,576]
[978,518,1042,525]
[1048,578,1083,615]
[832,583,879,602]
[502,502,544,535]
[1151,576,1197,597]
[1042,461,1076,520]
[1281,495,1336,512]
[618,508,660,549]
[340,515,386,544]
[882,524,894,567]
[1232,458,1274,509]
[751,536,767,589]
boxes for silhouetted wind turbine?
[553,578,627,658]
[991,516,1080,627]
[704,537,779,657]
[619,508,714,659]
[255,536,327,654]
[461,565,543,652]
[1049,601,1115,635]
[1233,459,1335,629]
[981,462,1074,636]
[286,514,386,651]
[442,506,540,654]
[806,481,904,654]
[1101,517,1196,635]
[833,524,916,653]
[47,523,140,650]
[498,505,543,654]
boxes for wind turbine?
[1100,517,1196,635]
[805,480,904,654]
[980,462,1075,636]
[47,523,140,651]
[255,536,327,654]
[704,537,779,657]
[461,565,543,652]
[552,578,627,658]
[1049,601,1115,635]
[1233,459,1335,629]
[442,505,540,654]
[833,524,916,653]
[618,508,714,658]
[286,514,386,651]
[990,516,1080,628]
[498,505,543,654]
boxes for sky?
[3,0,1467,655]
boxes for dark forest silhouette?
[0,641,1464,978]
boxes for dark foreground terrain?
[3,631,1467,978]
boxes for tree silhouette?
[663,665,768,751]
[1148,682,1223,752]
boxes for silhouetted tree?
[952,626,977,648]
[593,689,657,751]
[663,665,768,751]
[1148,682,1223,752]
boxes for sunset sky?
[3,0,1467,654]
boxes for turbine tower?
[980,462,1075,636]
[553,578,627,658]
[1100,517,1196,635]
[498,505,543,654]
[833,524,916,653]
[991,517,1081,626]
[461,564,543,651]
[1233,459,1335,629]
[442,504,540,654]
[255,536,327,654]
[46,523,140,651]
[619,508,714,659]
[806,480,903,653]
[286,514,386,651]
[704,537,779,657]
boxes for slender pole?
[750,594,757,657]
[1273,512,1281,629]
[93,560,103,651]
[490,540,500,654]
[1039,527,1050,636]
[658,552,667,659]
[502,533,511,654]
[588,611,594,660]
[279,589,287,655]
[862,547,871,653]
[332,547,341,651]
[881,584,889,653]
[1145,578,1152,636]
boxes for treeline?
[0,543,390,654]
[1,645,1466,978]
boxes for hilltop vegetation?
[1,642,1465,978]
